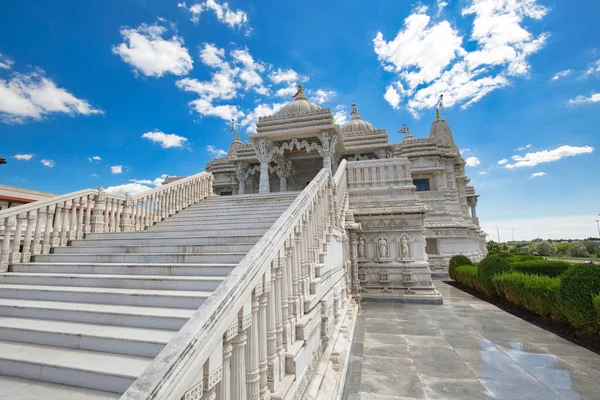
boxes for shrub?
[492,272,563,320]
[454,265,480,290]
[449,255,473,280]
[535,241,556,256]
[559,265,600,333]
[569,242,589,258]
[507,254,539,263]
[477,254,512,294]
[511,260,572,278]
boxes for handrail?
[121,167,336,400]
[333,159,348,227]
[0,171,214,271]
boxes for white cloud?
[199,43,226,68]
[0,71,103,124]
[90,174,98,177]
[105,183,150,196]
[530,172,546,178]
[504,145,594,169]
[586,60,600,75]
[383,84,401,109]
[374,0,548,115]
[275,83,299,98]
[460,148,471,155]
[231,48,267,94]
[437,0,448,14]
[568,93,600,105]
[13,154,34,161]
[479,171,487,175]
[141,130,188,148]
[497,158,508,165]
[111,165,123,174]
[41,159,55,168]
[87,155,101,163]
[465,156,481,167]
[311,89,336,104]
[0,54,14,70]
[551,69,572,81]
[269,68,300,84]
[333,104,349,126]
[207,145,227,157]
[130,174,167,187]
[189,98,245,121]
[112,22,193,78]
[516,144,532,151]
[178,1,249,31]
[240,102,285,133]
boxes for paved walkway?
[343,281,600,400]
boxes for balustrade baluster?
[275,255,284,355]
[51,204,63,247]
[32,208,45,255]
[11,214,26,264]
[20,212,36,262]
[258,282,269,399]
[0,217,12,271]
[42,205,54,253]
[91,188,106,233]
[59,201,69,246]
[84,195,93,235]
[110,199,118,233]
[68,198,78,240]
[283,240,294,346]
[231,314,248,400]
[245,292,260,400]
[77,196,85,239]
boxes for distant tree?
[569,242,589,258]
[581,241,598,255]
[486,240,501,253]
[500,243,509,252]
[535,241,556,256]
[555,243,571,256]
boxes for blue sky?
[1,0,599,239]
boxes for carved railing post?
[231,311,250,400]
[42,206,54,254]
[91,187,106,233]
[68,198,78,240]
[121,193,134,232]
[84,194,93,235]
[0,217,12,271]
[32,208,45,255]
[258,281,269,399]
[245,291,260,400]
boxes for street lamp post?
[596,219,600,238]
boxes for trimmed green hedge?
[594,294,600,330]
[492,272,563,320]
[559,265,600,334]
[449,255,473,280]
[511,260,572,278]
[454,265,480,290]
[477,254,512,294]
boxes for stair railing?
[0,171,213,271]
[333,159,348,228]
[121,165,341,400]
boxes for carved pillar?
[0,217,12,271]
[349,232,361,300]
[254,139,272,194]
[319,131,338,172]
[32,208,45,255]
[217,341,233,400]
[231,321,248,399]
[91,187,106,233]
[258,288,269,399]
[267,262,279,392]
[236,162,249,195]
[51,204,63,246]
[275,159,292,193]
[11,214,26,264]
[121,193,134,232]
[42,206,54,254]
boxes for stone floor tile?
[362,355,414,374]
[359,370,426,399]
[403,334,452,349]
[419,376,493,400]
[480,379,563,400]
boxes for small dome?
[277,85,321,116]
[341,104,376,134]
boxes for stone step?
[0,298,193,330]
[0,317,174,357]
[175,205,289,214]
[0,375,120,400]
[146,225,270,234]
[84,230,264,240]
[166,210,284,220]
[0,273,224,291]
[150,220,275,229]
[0,340,151,393]
[55,243,254,255]
[12,263,236,276]
[0,284,211,309]
[207,192,299,201]
[33,252,247,264]
[74,234,263,246]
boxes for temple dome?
[277,85,321,116]
[341,105,376,134]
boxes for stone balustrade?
[121,166,344,400]
[0,171,214,271]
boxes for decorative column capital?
[254,139,273,164]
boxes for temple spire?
[350,103,358,116]
[436,94,446,121]
[292,84,304,98]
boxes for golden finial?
[298,84,303,95]
[351,103,358,116]
[235,131,240,141]
[435,108,440,120]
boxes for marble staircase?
[0,192,297,396]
